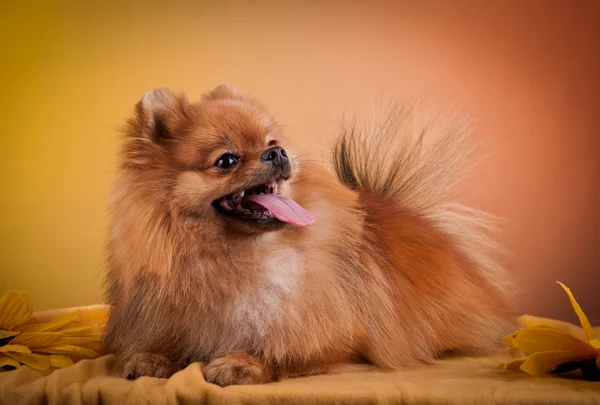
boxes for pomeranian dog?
[104,84,515,386]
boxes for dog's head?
[121,85,314,235]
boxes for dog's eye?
[214,153,239,170]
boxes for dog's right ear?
[203,84,244,101]
[135,88,187,142]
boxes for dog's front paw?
[120,352,178,380]
[203,352,274,386]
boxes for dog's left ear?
[203,84,244,101]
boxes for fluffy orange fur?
[103,85,516,386]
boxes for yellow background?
[1,1,599,324]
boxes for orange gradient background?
[1,1,599,325]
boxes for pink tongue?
[244,194,315,227]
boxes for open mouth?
[212,178,315,227]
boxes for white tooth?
[274,183,278,194]
[240,190,245,197]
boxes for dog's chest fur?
[181,243,360,362]
[181,247,306,357]
[232,247,303,335]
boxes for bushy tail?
[331,104,514,299]
[332,104,477,213]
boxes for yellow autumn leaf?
[0,291,33,330]
[0,330,20,340]
[57,336,102,346]
[557,281,596,341]
[502,330,521,345]
[5,352,51,371]
[60,325,94,335]
[509,345,522,357]
[513,325,595,354]
[10,332,66,349]
[48,355,73,368]
[498,356,527,371]
[0,291,108,371]
[36,345,99,358]
[79,340,103,355]
[518,315,587,341]
[0,344,32,354]
[16,311,80,333]
[0,355,21,369]
[79,306,108,325]
[520,349,593,376]
[500,282,600,380]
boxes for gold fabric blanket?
[3,352,600,404]
[1,307,600,405]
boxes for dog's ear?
[123,89,188,168]
[135,88,187,142]
[203,84,244,101]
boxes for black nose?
[261,146,288,169]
